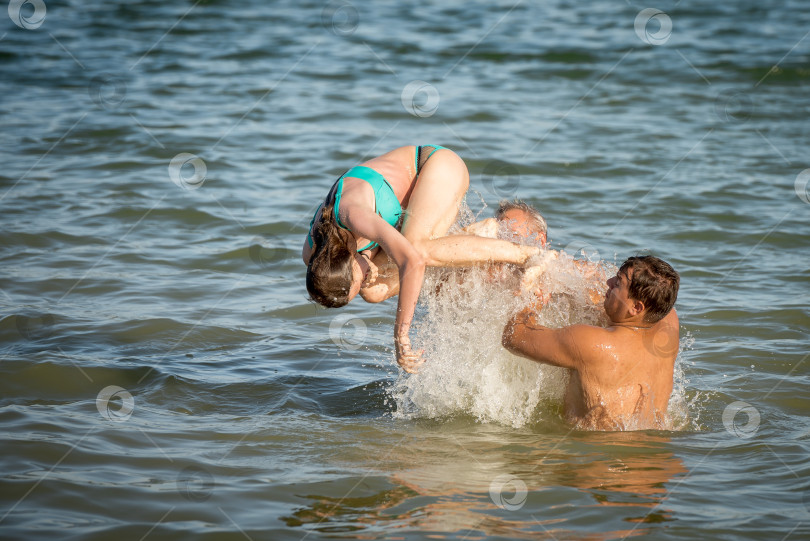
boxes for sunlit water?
[2,0,809,539]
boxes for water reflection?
[284,429,686,539]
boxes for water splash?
[667,331,705,431]
[391,246,696,430]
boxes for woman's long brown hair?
[306,203,354,307]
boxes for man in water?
[502,255,680,430]
[467,200,607,307]
[464,200,547,246]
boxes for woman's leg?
[400,150,536,267]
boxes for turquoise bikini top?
[307,166,402,252]
[333,166,402,251]
[306,145,447,252]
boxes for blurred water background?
[1,0,809,539]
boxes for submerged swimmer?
[502,255,680,431]
[425,199,549,292]
[303,146,539,372]
[464,200,605,303]
[464,199,548,247]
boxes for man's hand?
[518,260,552,307]
[513,305,545,330]
[519,245,541,265]
[359,261,399,303]
[361,253,378,288]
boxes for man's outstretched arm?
[502,306,587,369]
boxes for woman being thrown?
[303,145,539,373]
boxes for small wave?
[0,356,161,408]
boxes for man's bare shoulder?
[562,323,610,339]
[659,308,679,328]
[647,308,680,358]
[559,324,616,355]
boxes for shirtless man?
[464,200,547,246]
[467,201,607,307]
[502,255,680,430]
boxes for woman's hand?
[395,334,425,374]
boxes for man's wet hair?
[495,199,547,236]
[619,255,680,323]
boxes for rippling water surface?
[2,0,809,539]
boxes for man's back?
[502,255,681,431]
[502,256,680,430]
[562,310,679,430]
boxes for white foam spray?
[390,213,695,430]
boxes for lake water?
[1,0,809,539]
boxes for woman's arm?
[344,207,426,373]
[391,248,426,373]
